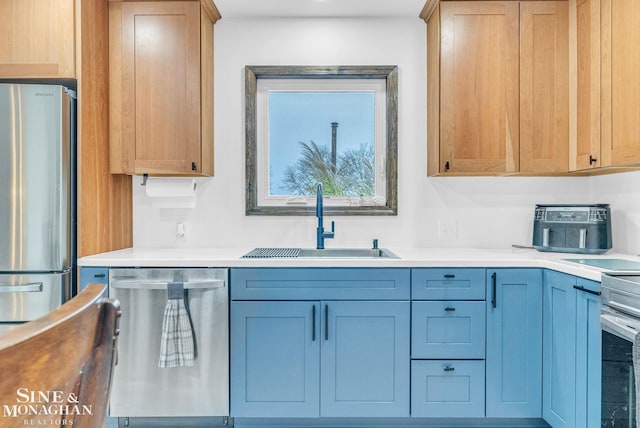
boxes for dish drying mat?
[242,248,301,258]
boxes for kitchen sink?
[298,248,398,258]
[242,247,399,259]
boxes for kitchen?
[2,0,640,427]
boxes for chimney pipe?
[331,122,338,173]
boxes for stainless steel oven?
[601,273,640,427]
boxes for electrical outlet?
[438,220,457,241]
[176,222,186,239]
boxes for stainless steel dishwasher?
[109,268,229,427]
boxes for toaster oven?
[532,204,611,254]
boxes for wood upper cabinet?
[0,0,76,78]
[109,0,219,176]
[439,2,520,174]
[575,0,640,171]
[575,0,601,170]
[425,1,569,176]
[520,2,569,173]
[601,0,640,167]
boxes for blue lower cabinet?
[78,267,109,292]
[543,270,576,428]
[543,271,602,428]
[410,360,485,417]
[230,301,320,417]
[231,300,410,418]
[321,301,410,417]
[486,269,542,418]
[575,278,601,428]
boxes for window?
[245,66,398,216]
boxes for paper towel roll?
[144,178,197,208]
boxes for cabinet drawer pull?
[573,285,601,296]
[444,366,455,372]
[444,307,456,312]
[443,274,455,279]
[94,273,106,278]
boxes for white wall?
[132,16,640,254]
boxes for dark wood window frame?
[245,65,398,216]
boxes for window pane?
[268,91,376,197]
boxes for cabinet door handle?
[191,161,197,171]
[444,274,455,279]
[573,285,601,296]
[444,366,455,372]
[324,304,329,341]
[312,305,316,341]
[491,272,497,309]
[589,155,598,165]
[94,273,106,278]
[444,307,456,312]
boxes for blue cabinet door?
[230,301,320,417]
[543,270,577,428]
[320,301,410,417]
[78,267,109,292]
[486,269,542,418]
[575,278,601,428]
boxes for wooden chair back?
[0,284,120,428]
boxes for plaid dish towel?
[159,282,195,368]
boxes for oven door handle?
[601,313,639,342]
[0,282,43,293]
[110,279,225,290]
[607,300,640,319]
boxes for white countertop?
[78,246,640,282]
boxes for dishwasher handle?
[110,279,225,290]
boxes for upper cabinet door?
[519,1,569,173]
[439,1,519,174]
[0,0,75,78]
[601,0,640,167]
[575,0,601,170]
[110,0,216,176]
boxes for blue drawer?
[411,360,485,418]
[411,301,486,359]
[412,268,486,300]
[79,267,109,292]
[231,268,410,300]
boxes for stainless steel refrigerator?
[0,82,76,334]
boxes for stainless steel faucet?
[316,182,335,249]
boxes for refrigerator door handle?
[0,282,44,293]
[110,279,225,290]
